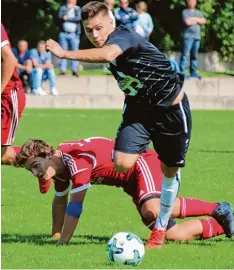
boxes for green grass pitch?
[2,109,234,269]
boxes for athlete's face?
[83,12,114,48]
[25,156,56,181]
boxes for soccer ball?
[106,232,145,266]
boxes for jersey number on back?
[117,72,143,96]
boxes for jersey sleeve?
[67,155,93,194]
[1,24,9,48]
[182,10,189,22]
[105,27,138,54]
[38,178,53,194]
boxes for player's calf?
[165,220,203,241]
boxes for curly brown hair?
[14,139,55,168]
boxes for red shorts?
[1,88,26,145]
[128,150,163,210]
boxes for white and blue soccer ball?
[106,232,145,266]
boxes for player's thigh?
[114,103,151,170]
[152,94,192,168]
[1,89,25,147]
[114,151,139,172]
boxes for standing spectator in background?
[104,0,116,27]
[179,0,206,79]
[12,40,32,93]
[134,1,154,40]
[58,0,81,77]
[114,0,138,29]
[30,41,59,96]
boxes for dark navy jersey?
[105,26,184,108]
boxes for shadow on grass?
[1,233,110,246]
[2,233,231,247]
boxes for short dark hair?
[81,1,109,21]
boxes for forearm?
[130,13,138,21]
[1,57,17,92]
[16,63,26,70]
[33,62,47,69]
[197,18,206,24]
[185,17,198,26]
[59,214,79,243]
[52,195,68,236]
[63,49,112,63]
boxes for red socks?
[179,197,218,218]
[200,218,224,239]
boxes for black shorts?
[114,93,192,167]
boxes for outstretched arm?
[52,194,68,238]
[57,189,87,244]
[46,39,122,63]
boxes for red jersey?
[1,23,22,94]
[55,137,162,196]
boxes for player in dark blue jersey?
[46,1,192,248]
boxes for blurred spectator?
[104,0,116,27]
[30,41,59,96]
[134,1,154,40]
[12,40,32,93]
[58,0,81,77]
[179,0,206,79]
[114,0,138,29]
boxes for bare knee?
[142,209,157,224]
[141,198,160,227]
[161,162,179,177]
[114,152,139,173]
[1,146,16,165]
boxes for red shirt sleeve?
[69,156,93,193]
[37,178,53,194]
[1,23,10,48]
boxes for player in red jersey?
[1,23,26,165]
[14,137,233,245]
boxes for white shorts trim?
[55,183,71,197]
[70,183,91,194]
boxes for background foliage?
[2,0,234,61]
